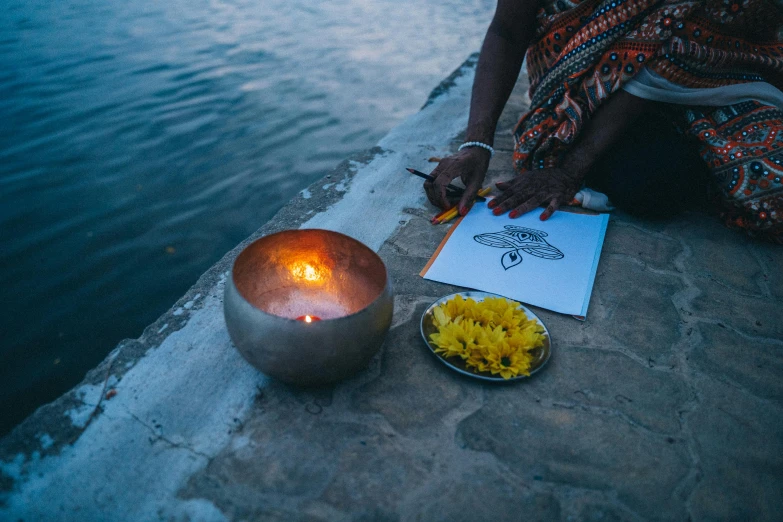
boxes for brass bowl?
[224,229,394,385]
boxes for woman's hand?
[488,167,583,221]
[489,91,650,221]
[423,147,492,215]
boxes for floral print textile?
[515,0,783,241]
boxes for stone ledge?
[2,55,782,522]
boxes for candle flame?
[290,261,322,282]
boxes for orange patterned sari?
[515,0,783,242]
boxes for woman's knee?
[605,174,683,218]
[585,111,710,218]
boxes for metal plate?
[420,291,551,382]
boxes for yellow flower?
[480,297,516,319]
[467,304,496,326]
[444,294,468,318]
[429,295,546,379]
[432,306,451,328]
[465,350,491,372]
[507,328,545,351]
[484,342,533,379]
[430,320,479,360]
[476,324,507,348]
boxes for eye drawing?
[474,225,564,270]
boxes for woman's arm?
[424,0,540,215]
[489,90,651,220]
[465,1,540,148]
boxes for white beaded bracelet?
[458,141,495,157]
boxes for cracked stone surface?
[2,59,782,521]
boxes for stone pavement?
[2,56,782,521]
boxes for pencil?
[430,190,488,223]
[430,206,453,224]
[433,207,460,225]
[405,167,436,182]
[433,186,492,224]
[406,168,462,198]
[437,186,493,223]
[405,168,485,202]
[405,167,484,201]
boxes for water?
[0,0,494,434]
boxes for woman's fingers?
[491,180,537,214]
[488,178,520,209]
[424,163,458,209]
[458,179,481,216]
[488,187,518,211]
[458,163,488,215]
[424,148,490,211]
[539,197,560,221]
[488,168,577,219]
[436,177,453,209]
[509,195,546,218]
[492,188,527,214]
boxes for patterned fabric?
[514,0,783,241]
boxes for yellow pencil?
[434,208,459,225]
[439,187,492,223]
[433,187,492,224]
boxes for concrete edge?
[421,52,479,109]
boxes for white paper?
[422,201,609,316]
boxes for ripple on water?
[0,0,495,435]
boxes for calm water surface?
[0,0,494,434]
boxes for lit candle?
[225,228,393,385]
